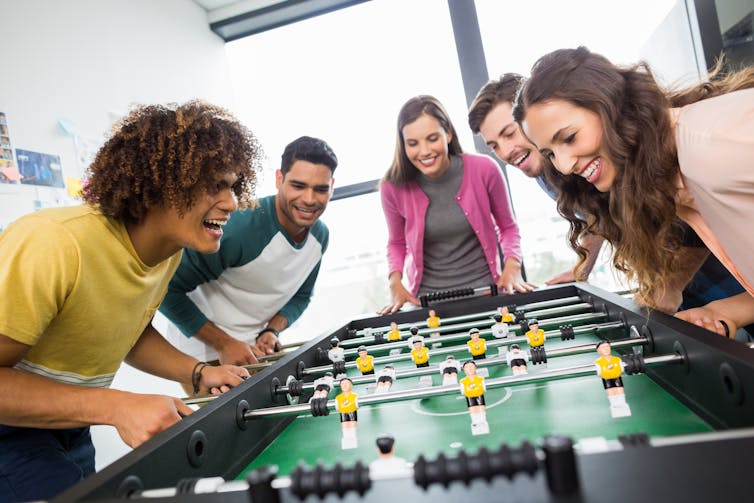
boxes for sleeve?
[278,226,329,326]
[484,158,523,263]
[158,232,242,338]
[380,182,407,276]
[0,216,79,344]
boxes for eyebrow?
[550,127,569,144]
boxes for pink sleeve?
[380,182,407,276]
[485,160,522,263]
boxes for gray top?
[417,155,490,295]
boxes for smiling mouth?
[419,157,436,166]
[578,158,601,183]
[203,218,227,231]
[511,151,529,166]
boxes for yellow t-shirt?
[595,356,623,379]
[526,329,545,347]
[467,339,486,356]
[356,355,374,373]
[0,205,181,388]
[427,316,440,329]
[411,346,429,364]
[387,329,401,341]
[460,375,485,397]
[336,391,358,413]
[501,313,514,323]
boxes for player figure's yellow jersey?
[460,375,485,397]
[427,316,440,329]
[501,313,514,323]
[336,392,358,413]
[467,339,486,356]
[387,329,401,341]
[356,355,374,373]
[411,347,429,364]
[526,329,545,347]
[595,356,623,379]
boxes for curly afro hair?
[83,100,262,224]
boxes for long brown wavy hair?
[83,100,263,224]
[382,95,464,185]
[513,47,754,307]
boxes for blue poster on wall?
[15,148,65,188]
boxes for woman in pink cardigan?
[379,95,535,314]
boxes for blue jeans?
[0,424,95,502]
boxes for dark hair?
[528,318,539,326]
[462,359,476,369]
[510,344,520,351]
[376,435,395,454]
[382,95,463,185]
[595,340,611,350]
[281,136,337,175]
[493,314,502,322]
[468,73,525,133]
[513,46,754,307]
[84,100,262,224]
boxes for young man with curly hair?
[160,136,337,367]
[0,100,261,502]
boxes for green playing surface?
[237,330,711,478]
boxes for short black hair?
[493,314,502,322]
[528,318,539,326]
[596,339,611,350]
[510,344,520,351]
[410,326,419,335]
[376,435,395,454]
[281,136,337,175]
[330,337,340,347]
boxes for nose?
[219,187,238,212]
[552,148,577,176]
[301,187,316,205]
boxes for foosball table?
[54,283,754,502]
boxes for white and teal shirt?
[159,195,328,361]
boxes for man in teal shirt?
[160,136,337,367]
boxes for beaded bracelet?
[191,361,209,395]
[256,327,279,341]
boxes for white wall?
[0,0,237,470]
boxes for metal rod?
[281,335,646,393]
[245,353,680,419]
[341,295,590,345]
[341,305,601,353]
[306,319,624,375]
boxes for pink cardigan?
[380,153,522,295]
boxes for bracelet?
[191,361,209,395]
[256,327,279,341]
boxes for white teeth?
[419,157,435,166]
[580,159,599,180]
[204,219,227,226]
[512,152,528,166]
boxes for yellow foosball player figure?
[467,328,487,360]
[409,336,430,368]
[490,313,510,338]
[336,377,359,449]
[460,360,489,435]
[426,309,441,339]
[497,306,514,323]
[525,318,545,348]
[594,340,631,418]
[355,345,375,375]
[387,321,401,342]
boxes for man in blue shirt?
[468,74,753,338]
[160,136,337,368]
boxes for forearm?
[578,233,605,277]
[125,324,198,386]
[708,293,754,328]
[0,368,124,429]
[264,314,289,333]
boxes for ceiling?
[191,0,369,41]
